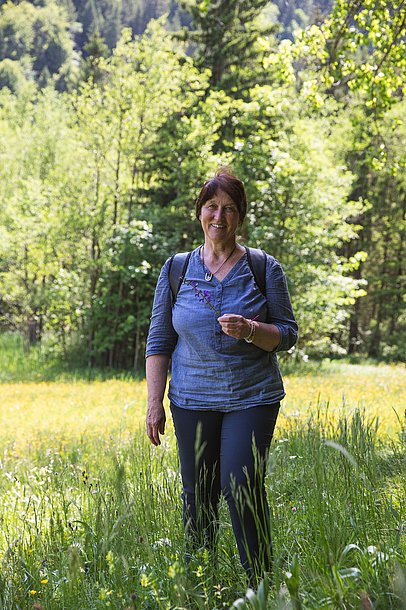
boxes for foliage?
[272,0,333,40]
[65,0,188,52]
[178,0,278,93]
[288,0,406,359]
[324,0,406,115]
[229,85,365,354]
[0,2,405,364]
[339,98,406,360]
[0,57,28,93]
[69,20,212,367]
[294,0,405,103]
[0,0,77,89]
[79,30,109,83]
[0,85,80,341]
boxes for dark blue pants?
[170,403,280,584]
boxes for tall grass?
[0,410,405,609]
[1,333,405,607]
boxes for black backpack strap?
[244,246,267,297]
[168,251,192,304]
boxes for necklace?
[201,244,237,281]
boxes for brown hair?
[195,167,247,224]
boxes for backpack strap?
[244,246,267,297]
[168,251,192,304]
[168,247,266,304]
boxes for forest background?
[0,0,405,371]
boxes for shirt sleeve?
[265,256,298,352]
[145,258,179,358]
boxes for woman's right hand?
[146,402,166,446]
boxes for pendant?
[205,271,213,282]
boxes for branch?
[375,1,406,72]
[328,0,364,62]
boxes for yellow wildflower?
[106,550,115,574]
[99,588,107,600]
[140,573,149,587]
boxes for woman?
[145,168,298,585]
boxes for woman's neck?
[203,238,239,260]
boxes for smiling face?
[199,189,241,244]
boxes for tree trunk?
[27,316,38,346]
[389,197,405,335]
[113,104,124,227]
[133,290,140,371]
[88,164,101,369]
[348,262,362,354]
[368,238,389,358]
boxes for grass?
[0,333,140,383]
[1,361,404,451]
[0,334,405,609]
[283,361,405,438]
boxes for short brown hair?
[195,167,247,224]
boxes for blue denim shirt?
[146,247,298,411]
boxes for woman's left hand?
[217,314,252,340]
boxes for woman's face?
[199,189,240,243]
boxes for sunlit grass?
[1,335,405,608]
[283,362,406,438]
[0,379,148,451]
[1,362,404,453]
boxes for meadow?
[0,338,405,609]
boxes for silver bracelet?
[244,321,256,343]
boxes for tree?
[293,0,406,358]
[0,85,87,348]
[0,0,77,90]
[71,20,211,367]
[272,0,333,40]
[295,0,406,115]
[226,83,366,355]
[67,0,185,54]
[178,0,278,94]
[79,30,109,83]
[342,99,406,359]
[0,58,28,93]
[1,2,404,364]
